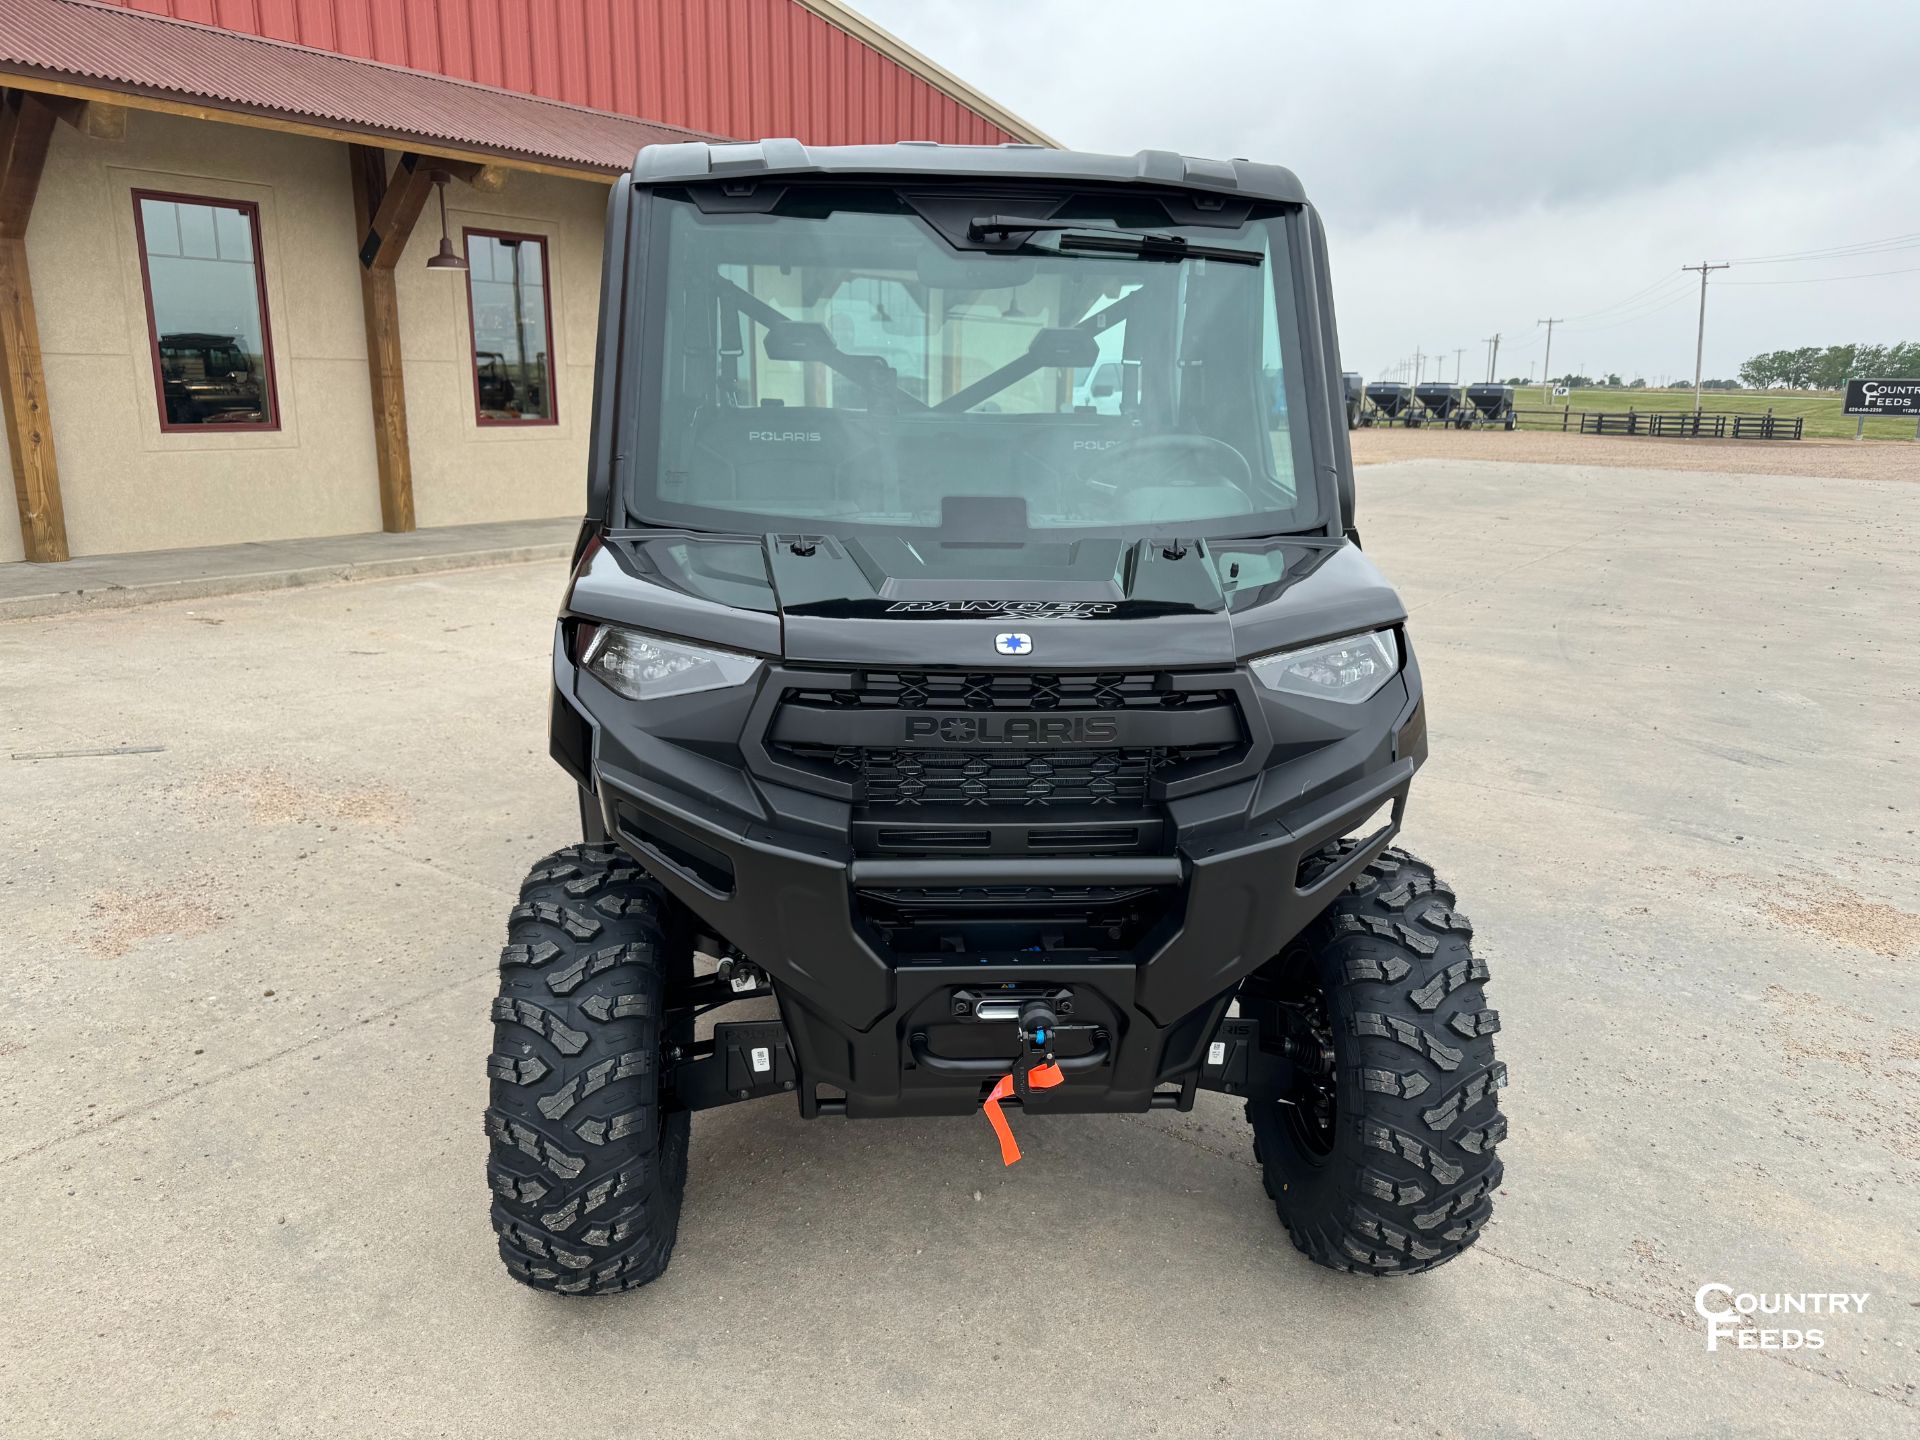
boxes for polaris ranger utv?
[487,140,1505,1294]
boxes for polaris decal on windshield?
[883,601,1120,619]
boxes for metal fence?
[1512,408,1804,440]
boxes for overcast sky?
[857,0,1920,385]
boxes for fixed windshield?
[634,189,1319,538]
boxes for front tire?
[1244,845,1505,1275]
[485,844,692,1294]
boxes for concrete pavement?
[2,459,1915,1437]
[0,518,579,621]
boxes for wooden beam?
[349,145,416,533]
[0,91,68,562]
[359,151,437,271]
[0,89,57,240]
[42,95,127,141]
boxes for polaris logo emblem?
[995,632,1033,655]
[902,715,1120,745]
[747,430,823,442]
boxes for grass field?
[1508,386,1917,440]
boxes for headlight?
[581,624,763,701]
[1250,629,1400,704]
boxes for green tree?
[1854,342,1890,377]
[1739,351,1782,388]
[1810,345,1856,390]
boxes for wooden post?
[0,90,67,563]
[348,146,444,534]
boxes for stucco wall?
[14,109,604,559]
[399,173,604,530]
[0,406,20,564]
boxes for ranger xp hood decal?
[885,601,1118,619]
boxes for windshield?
[632,189,1320,539]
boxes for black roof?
[630,139,1309,206]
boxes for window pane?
[466,233,554,422]
[137,195,274,429]
[648,198,1310,535]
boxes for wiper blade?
[966,214,1262,265]
[1053,231,1262,265]
[967,214,1081,240]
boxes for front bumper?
[553,624,1425,1117]
[583,747,1416,1119]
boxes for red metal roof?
[0,0,729,171]
[65,0,1019,147]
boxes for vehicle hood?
[568,532,1406,669]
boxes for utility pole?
[1453,347,1465,384]
[1682,261,1731,414]
[1483,333,1501,382]
[1412,346,1424,386]
[1537,318,1564,399]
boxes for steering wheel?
[1082,433,1254,493]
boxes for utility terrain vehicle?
[487,140,1506,1294]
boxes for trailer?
[1414,383,1466,428]
[1461,384,1517,430]
[1361,380,1419,427]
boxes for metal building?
[0,0,1051,563]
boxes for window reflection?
[135,193,276,429]
[465,231,555,423]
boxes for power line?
[1558,283,1697,333]
[1561,271,1696,321]
[1726,228,1920,264]
[1736,240,1920,265]
[1563,286,1700,332]
[1720,264,1920,286]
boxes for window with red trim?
[464,229,556,425]
[133,192,278,431]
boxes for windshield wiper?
[967,215,1262,265]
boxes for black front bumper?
[588,745,1414,1118]
[552,626,1426,1118]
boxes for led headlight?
[1250,628,1400,704]
[581,624,763,701]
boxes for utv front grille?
[775,743,1229,807]
[784,670,1226,712]
[758,667,1251,812]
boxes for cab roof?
[629,139,1308,207]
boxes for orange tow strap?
[982,1061,1065,1165]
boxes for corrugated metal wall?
[91,0,1013,144]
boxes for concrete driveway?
[3,460,1915,1437]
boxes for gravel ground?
[1351,425,1920,481]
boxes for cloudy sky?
[858,0,1920,385]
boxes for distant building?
[0,0,1050,562]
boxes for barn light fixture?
[425,170,467,271]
